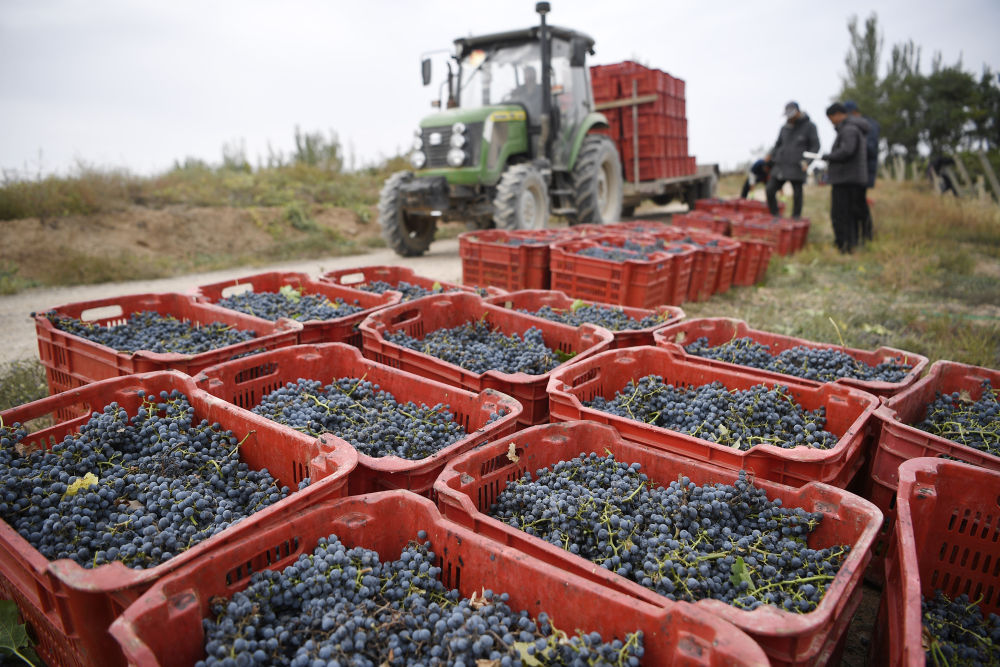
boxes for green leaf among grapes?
[570,299,587,312]
[729,556,753,589]
[279,285,302,303]
[512,642,544,666]
[64,472,99,497]
[0,600,42,666]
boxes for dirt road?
[0,239,464,365]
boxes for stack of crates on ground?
[871,458,1000,666]
[693,197,808,256]
[434,421,882,667]
[359,291,614,426]
[484,288,685,349]
[108,491,771,666]
[191,271,399,347]
[34,292,302,402]
[865,361,1000,583]
[548,232,697,307]
[193,342,522,496]
[457,228,568,291]
[0,372,357,667]
[590,61,696,182]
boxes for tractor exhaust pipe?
[537,2,552,159]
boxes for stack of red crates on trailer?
[590,61,696,182]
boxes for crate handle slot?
[221,283,255,299]
[80,304,124,322]
[388,308,423,328]
[336,271,367,286]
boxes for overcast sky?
[2,0,998,178]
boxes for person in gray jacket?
[765,101,820,218]
[845,100,879,243]
[822,102,869,253]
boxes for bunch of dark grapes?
[384,321,562,375]
[518,304,672,331]
[216,291,363,322]
[0,391,288,569]
[922,591,1000,666]
[585,375,838,451]
[251,377,471,460]
[577,239,666,262]
[197,532,644,666]
[489,455,849,614]
[357,279,454,301]
[684,336,911,383]
[916,380,1000,457]
[46,311,257,354]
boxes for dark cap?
[826,102,848,116]
[844,100,859,112]
[783,101,799,118]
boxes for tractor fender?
[567,111,610,170]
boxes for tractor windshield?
[458,43,547,118]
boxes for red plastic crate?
[318,264,478,299]
[672,211,732,236]
[546,346,880,488]
[192,271,399,347]
[484,289,685,349]
[731,238,774,286]
[110,491,769,667]
[549,233,697,308]
[434,421,881,667]
[194,342,522,495]
[653,317,929,398]
[623,155,668,181]
[864,361,1000,583]
[731,215,797,256]
[0,371,356,667]
[667,231,740,301]
[359,291,614,426]
[789,218,811,251]
[873,459,1000,667]
[458,229,565,291]
[35,293,302,402]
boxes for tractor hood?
[418,105,524,130]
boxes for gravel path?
[0,239,463,365]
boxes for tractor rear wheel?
[378,171,437,257]
[493,164,549,230]
[570,135,623,224]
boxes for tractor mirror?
[421,58,432,86]
[570,38,588,67]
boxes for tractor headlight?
[449,133,466,148]
[412,136,423,151]
[446,148,466,167]
[411,151,427,169]
[452,122,466,134]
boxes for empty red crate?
[546,346,880,488]
[653,317,928,398]
[873,458,1000,667]
[194,342,522,495]
[672,211,732,236]
[434,421,881,667]
[623,155,668,181]
[0,371,356,667]
[731,216,797,256]
[35,293,302,401]
[549,233,697,307]
[484,289,685,349]
[458,229,565,291]
[109,491,769,667]
[864,361,1000,583]
[359,291,613,426]
[192,271,398,347]
[731,238,775,286]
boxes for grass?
[0,360,47,412]
[683,173,1000,369]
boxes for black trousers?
[858,188,873,243]
[831,184,865,253]
[765,176,804,218]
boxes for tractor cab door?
[549,37,591,171]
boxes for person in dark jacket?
[822,102,869,253]
[765,101,820,218]
[845,100,879,242]
[740,158,771,198]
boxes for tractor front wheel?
[378,171,437,257]
[493,164,550,230]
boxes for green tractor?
[379,2,623,256]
